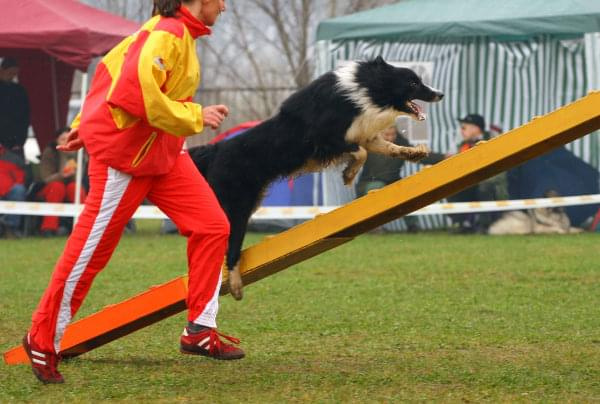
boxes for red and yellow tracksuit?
[29,7,230,354]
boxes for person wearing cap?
[0,58,30,157]
[447,114,507,233]
[457,114,487,152]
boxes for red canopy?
[0,0,139,150]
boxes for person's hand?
[56,127,84,152]
[61,159,77,178]
[203,105,229,130]
[61,167,76,179]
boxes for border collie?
[189,56,444,300]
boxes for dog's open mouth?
[406,101,426,121]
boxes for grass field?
[1,221,599,402]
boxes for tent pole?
[74,72,88,226]
[50,57,60,131]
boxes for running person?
[22,0,244,384]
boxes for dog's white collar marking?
[334,62,377,112]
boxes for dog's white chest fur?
[334,62,408,145]
[344,107,403,145]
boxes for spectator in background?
[0,58,31,158]
[37,127,87,236]
[356,125,446,232]
[0,144,26,238]
[447,114,507,233]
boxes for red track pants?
[29,152,230,353]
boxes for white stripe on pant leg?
[53,167,132,353]
[193,270,222,329]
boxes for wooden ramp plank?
[5,91,600,365]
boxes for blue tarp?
[261,174,316,206]
[214,122,318,207]
[508,148,600,226]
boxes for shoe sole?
[180,346,245,360]
[22,335,65,384]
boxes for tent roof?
[317,0,600,42]
[0,0,139,70]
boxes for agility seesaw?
[5,91,600,365]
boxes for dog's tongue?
[411,101,427,121]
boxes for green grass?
[1,221,600,402]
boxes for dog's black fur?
[188,57,443,296]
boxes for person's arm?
[107,30,204,136]
[420,152,446,165]
[395,132,445,165]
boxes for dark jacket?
[0,80,30,149]
[357,133,445,185]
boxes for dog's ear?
[374,55,386,64]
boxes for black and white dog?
[189,57,444,300]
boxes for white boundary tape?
[1,194,599,221]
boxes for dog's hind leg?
[227,262,244,301]
[342,145,368,185]
[364,133,429,162]
[222,201,256,301]
[225,232,246,301]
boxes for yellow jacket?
[74,6,211,176]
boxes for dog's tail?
[188,144,218,176]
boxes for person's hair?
[1,57,18,69]
[153,0,184,17]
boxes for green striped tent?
[315,0,600,230]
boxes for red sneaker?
[180,327,245,360]
[22,334,64,384]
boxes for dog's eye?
[409,81,419,88]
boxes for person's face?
[460,123,482,140]
[1,67,18,82]
[56,131,69,146]
[199,0,225,26]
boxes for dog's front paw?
[404,144,429,162]
[228,265,244,301]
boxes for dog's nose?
[434,92,444,101]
